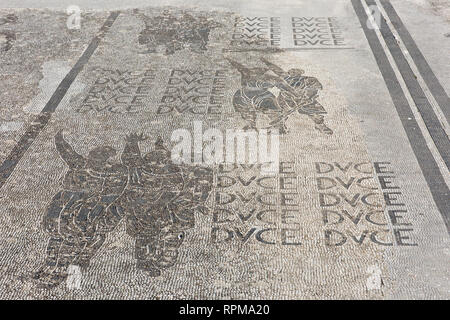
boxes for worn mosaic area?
[228,57,332,134]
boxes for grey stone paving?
[0,0,448,299]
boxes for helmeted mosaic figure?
[0,31,15,52]
[227,57,333,135]
[33,132,213,288]
[0,13,17,26]
[137,10,221,55]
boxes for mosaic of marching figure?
[227,57,333,135]
[33,132,213,288]
[137,10,221,55]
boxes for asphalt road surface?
[0,0,448,299]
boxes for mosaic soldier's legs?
[33,190,72,287]
[32,237,66,288]
[277,121,288,134]
[34,192,122,287]
[124,212,161,276]
[76,234,107,269]
[270,115,288,134]
[134,233,163,277]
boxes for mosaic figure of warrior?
[0,14,17,53]
[227,57,333,135]
[33,131,213,288]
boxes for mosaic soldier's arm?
[54,130,86,169]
